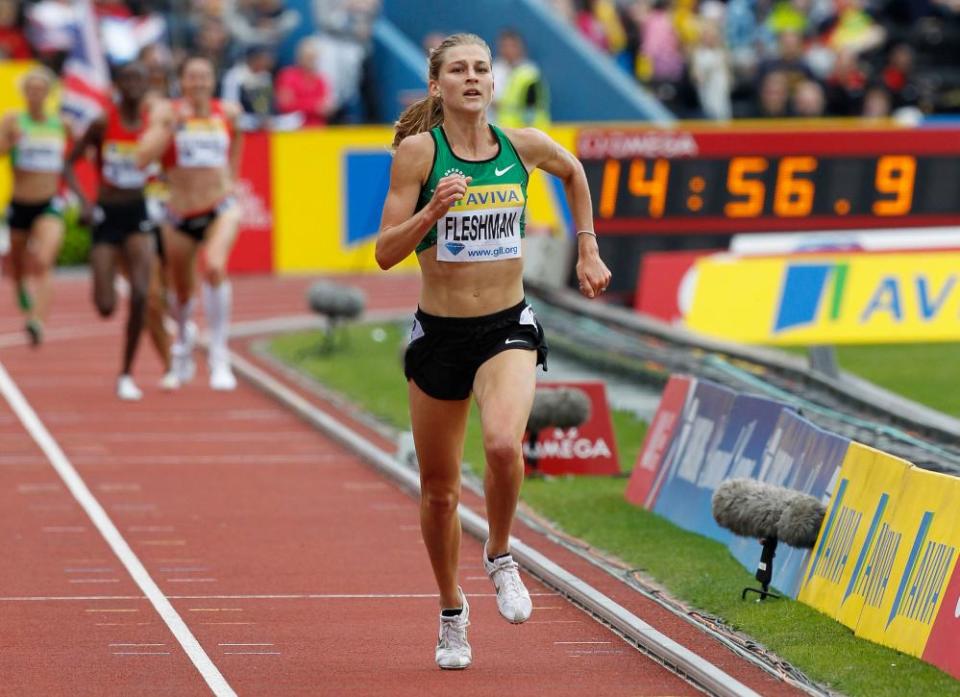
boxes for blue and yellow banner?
[686,252,960,345]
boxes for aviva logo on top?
[685,252,960,345]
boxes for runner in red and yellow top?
[137,55,243,391]
[64,61,169,400]
[0,67,67,346]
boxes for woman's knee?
[483,435,522,471]
[420,483,460,516]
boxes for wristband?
[576,230,597,238]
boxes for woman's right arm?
[0,113,17,158]
[136,99,174,169]
[375,133,471,270]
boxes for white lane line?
[128,526,175,533]
[219,643,273,647]
[554,641,613,645]
[69,579,120,584]
[113,651,171,656]
[167,578,217,583]
[0,361,236,697]
[110,643,166,647]
[223,652,280,656]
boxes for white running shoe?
[435,588,471,670]
[159,370,180,391]
[116,375,143,401]
[171,343,196,384]
[209,359,237,391]
[483,541,532,624]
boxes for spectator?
[221,43,275,130]
[690,19,733,120]
[755,69,791,117]
[0,0,30,59]
[492,29,550,128]
[225,0,299,53]
[313,0,381,123]
[575,0,612,52]
[861,84,892,117]
[791,79,826,116]
[192,16,233,87]
[758,30,816,95]
[881,43,921,109]
[140,42,176,97]
[275,37,332,126]
[641,0,685,84]
[819,0,886,57]
[824,48,867,115]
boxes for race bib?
[102,141,147,188]
[16,135,64,173]
[175,123,229,168]
[436,184,524,263]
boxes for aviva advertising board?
[799,443,960,663]
[686,252,960,345]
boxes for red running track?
[0,272,805,697]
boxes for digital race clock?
[577,127,960,235]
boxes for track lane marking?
[0,361,237,697]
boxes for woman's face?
[181,58,215,102]
[431,44,493,115]
[23,76,51,109]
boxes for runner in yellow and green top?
[0,67,67,345]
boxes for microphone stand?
[742,537,781,601]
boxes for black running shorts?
[404,299,549,401]
[92,199,155,246]
[6,197,64,231]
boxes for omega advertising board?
[523,381,619,476]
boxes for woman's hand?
[575,236,612,299]
[426,174,472,221]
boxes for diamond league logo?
[444,242,465,256]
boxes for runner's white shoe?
[209,359,237,391]
[171,343,196,384]
[159,370,180,391]
[483,541,532,624]
[116,375,143,401]
[435,588,471,670]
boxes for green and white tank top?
[12,113,66,173]
[415,124,528,262]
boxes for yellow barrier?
[798,443,910,627]
[686,252,960,345]
[854,466,960,656]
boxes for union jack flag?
[60,0,111,135]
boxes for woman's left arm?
[508,127,611,298]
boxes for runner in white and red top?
[137,55,243,391]
[64,61,164,400]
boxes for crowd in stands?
[6,0,960,126]
[545,0,960,120]
[4,0,380,128]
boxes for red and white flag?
[60,0,111,134]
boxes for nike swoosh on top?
[494,164,515,177]
[504,338,529,345]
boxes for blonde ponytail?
[392,94,444,149]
